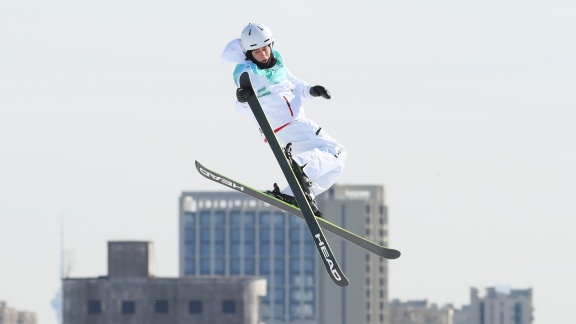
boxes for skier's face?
[252,45,271,64]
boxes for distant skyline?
[2,0,575,323]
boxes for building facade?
[180,184,392,324]
[452,305,470,324]
[469,287,533,324]
[0,301,36,324]
[389,299,454,324]
[180,191,317,323]
[63,241,266,324]
[316,185,391,324]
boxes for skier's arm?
[286,66,331,100]
[285,67,314,99]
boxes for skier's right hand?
[310,85,331,99]
[236,87,253,103]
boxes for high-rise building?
[469,287,533,324]
[316,185,391,324]
[180,191,316,323]
[180,184,392,324]
[62,241,266,324]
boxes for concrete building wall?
[63,276,266,324]
[62,241,266,324]
[108,241,154,278]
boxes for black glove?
[310,85,331,99]
[236,87,253,103]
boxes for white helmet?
[240,23,274,53]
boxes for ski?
[239,72,348,286]
[196,160,401,260]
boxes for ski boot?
[266,183,323,218]
[266,183,298,206]
[283,143,323,218]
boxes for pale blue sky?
[1,0,575,323]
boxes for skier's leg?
[286,143,347,195]
[304,147,348,197]
[283,143,323,217]
[274,119,347,217]
[280,144,347,216]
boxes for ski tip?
[389,250,402,259]
[239,71,251,88]
[336,277,350,287]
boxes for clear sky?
[1,0,575,323]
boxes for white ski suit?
[221,39,348,199]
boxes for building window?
[260,258,271,275]
[245,258,255,275]
[244,211,256,225]
[303,258,314,272]
[290,242,300,255]
[200,258,211,274]
[274,258,285,275]
[214,258,225,275]
[200,211,211,226]
[303,239,314,255]
[122,301,135,315]
[230,258,241,275]
[230,210,242,225]
[87,300,101,314]
[214,211,225,225]
[222,300,236,314]
[189,300,202,314]
[154,300,169,314]
[185,258,196,275]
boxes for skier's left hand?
[310,85,331,99]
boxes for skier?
[221,23,348,217]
